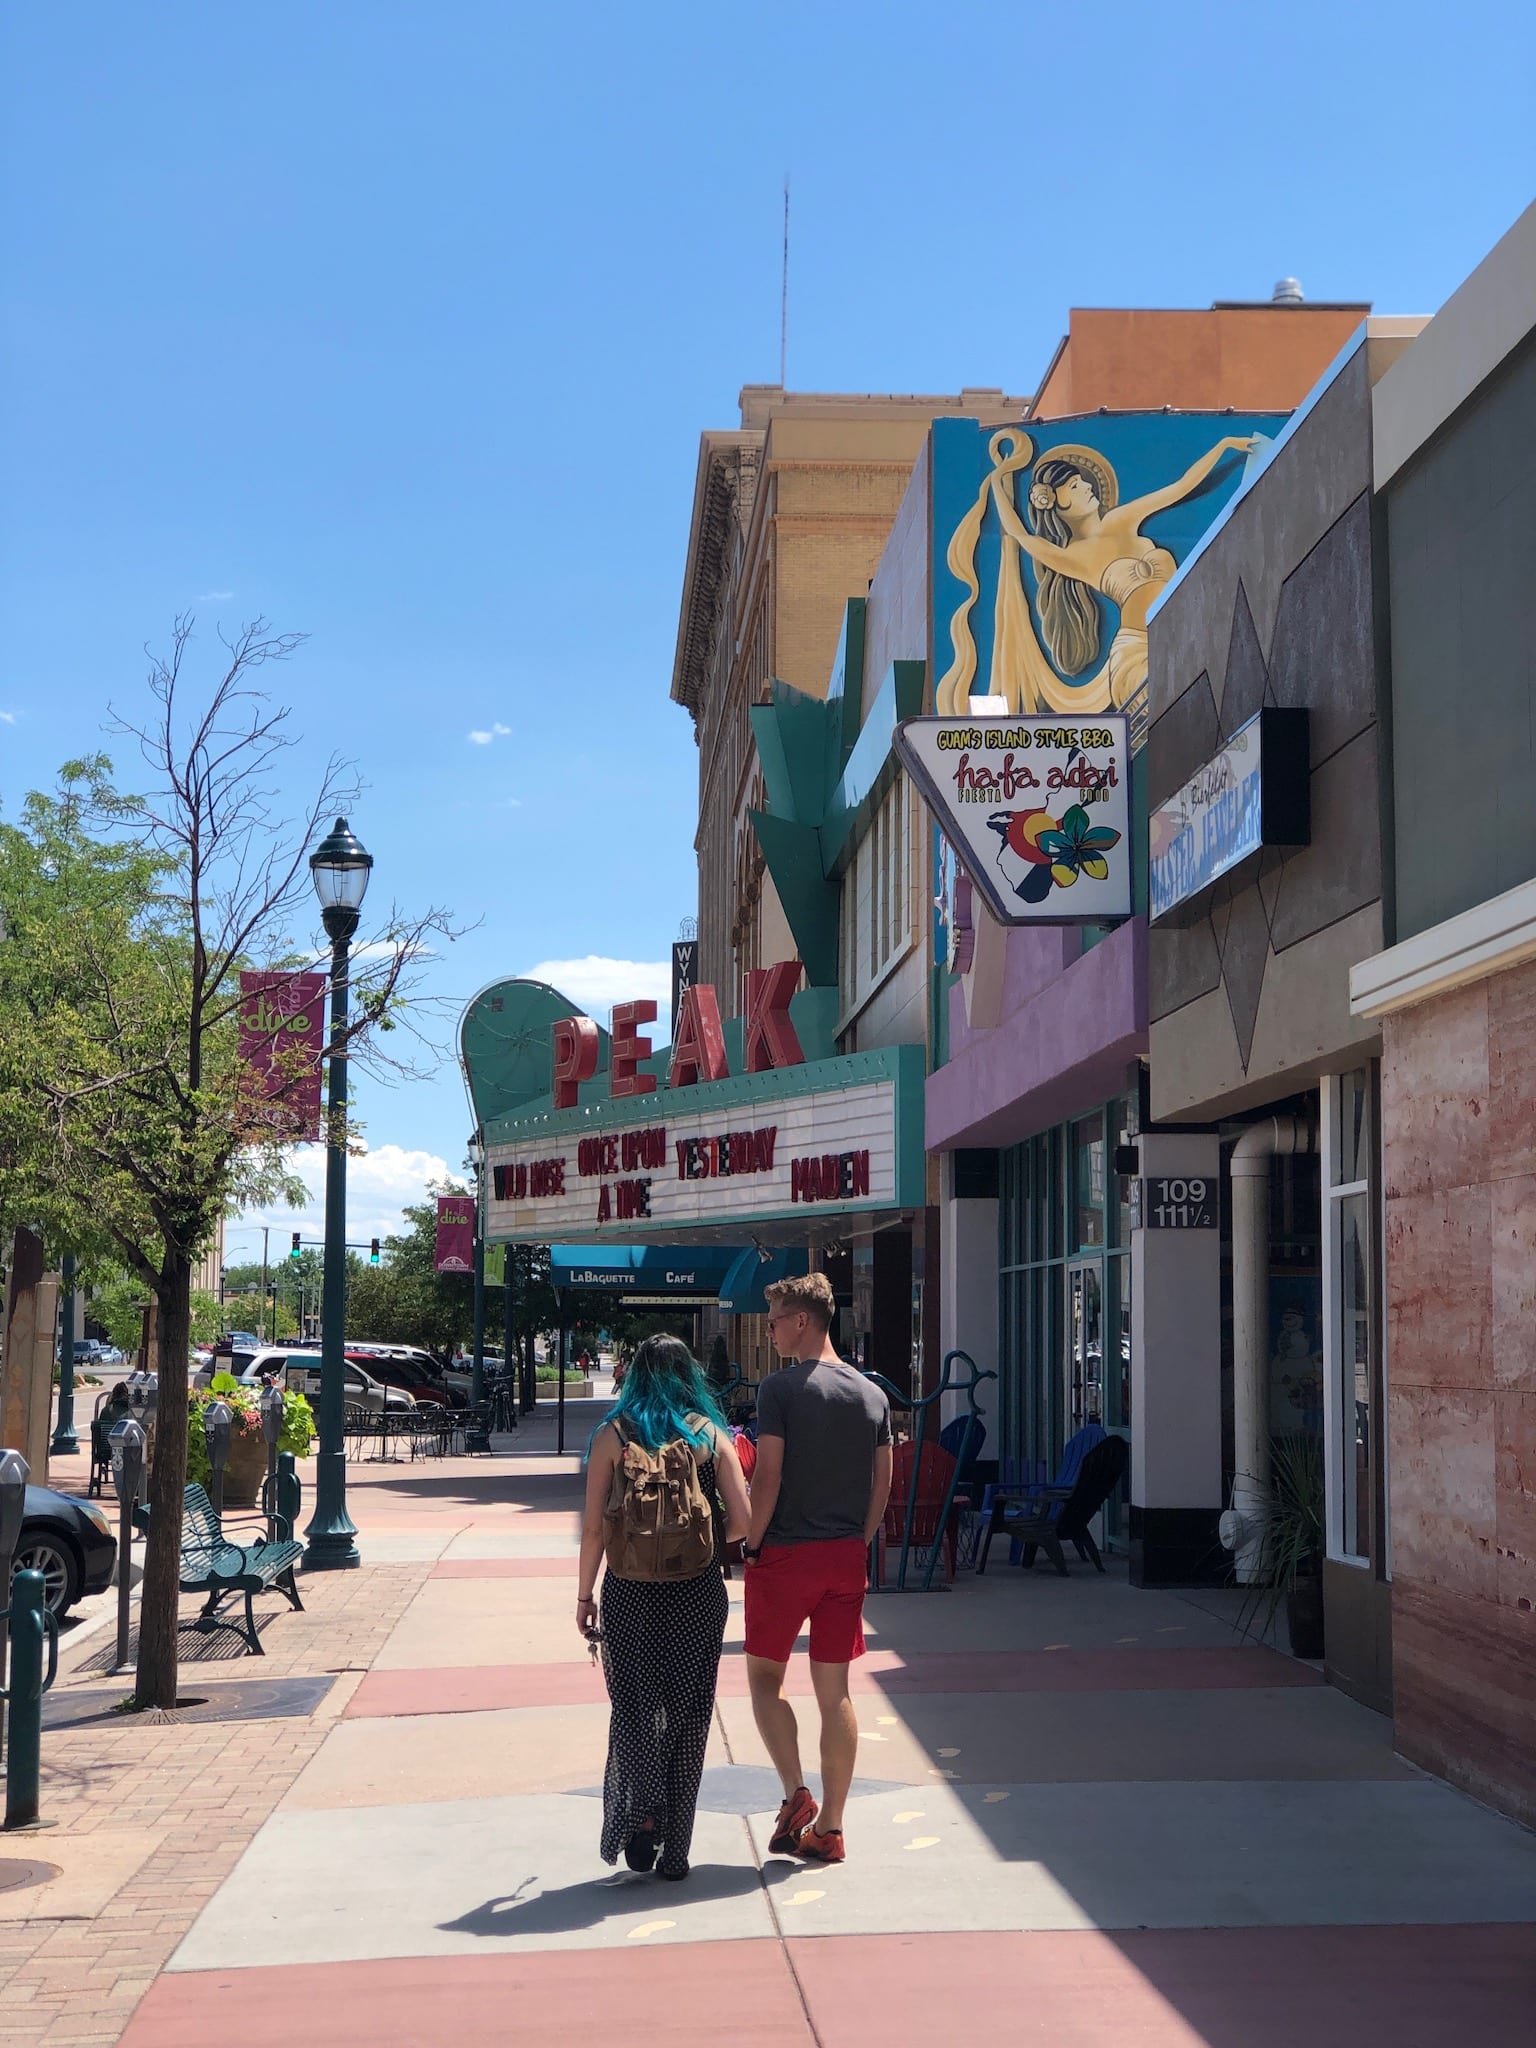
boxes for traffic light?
[290,1232,301,1261]
[369,1238,380,1266]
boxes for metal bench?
[138,1481,304,1654]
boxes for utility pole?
[261,1226,270,1343]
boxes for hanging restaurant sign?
[894,714,1132,926]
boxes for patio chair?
[976,1431,1128,1576]
[877,1439,971,1586]
[978,1423,1105,1567]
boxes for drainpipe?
[1219,1114,1315,1583]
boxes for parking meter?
[108,1418,146,1673]
[260,1383,284,1539]
[0,1448,27,1579]
[204,1400,233,1516]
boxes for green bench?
[138,1483,304,1655]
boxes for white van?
[194,1348,411,1413]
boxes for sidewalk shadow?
[440,1863,763,1939]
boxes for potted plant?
[1240,1432,1326,1660]
[188,1374,315,1508]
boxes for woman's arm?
[712,1429,751,1544]
[576,1424,619,1637]
[993,491,1079,575]
[1116,436,1255,526]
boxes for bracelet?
[577,1591,596,1603]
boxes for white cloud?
[523,955,672,1034]
[0,710,15,724]
[468,722,512,746]
[195,590,234,602]
[231,1141,457,1250]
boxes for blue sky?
[3,0,1533,1256]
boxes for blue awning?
[717,1245,809,1314]
[548,1246,741,1296]
[548,1243,807,1310]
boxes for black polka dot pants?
[598,1565,728,1877]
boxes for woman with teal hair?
[578,1335,750,1880]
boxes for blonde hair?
[764,1271,836,1331]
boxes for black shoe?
[624,1831,658,1872]
[657,1861,689,1881]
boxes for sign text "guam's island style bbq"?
[484,963,897,1240]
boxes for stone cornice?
[1350,873,1536,1017]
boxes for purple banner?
[434,1195,475,1275]
[238,970,325,1141]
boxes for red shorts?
[744,1537,868,1664]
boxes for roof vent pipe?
[1272,277,1305,305]
[1218,1114,1317,1584]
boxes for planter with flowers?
[189,1373,315,1508]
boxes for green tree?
[0,620,452,1707]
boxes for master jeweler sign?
[895,715,1131,925]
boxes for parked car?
[343,1351,457,1408]
[13,1485,117,1616]
[277,1353,413,1414]
[193,1348,412,1412]
[71,1339,105,1368]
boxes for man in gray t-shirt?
[743,1273,893,1867]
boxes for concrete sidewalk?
[13,1400,1536,2045]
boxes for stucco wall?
[1146,340,1389,1120]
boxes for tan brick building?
[669,385,1029,1010]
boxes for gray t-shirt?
[755,1358,892,1545]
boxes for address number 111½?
[1144,1177,1216,1229]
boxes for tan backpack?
[603,1416,718,1582]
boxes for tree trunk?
[134,1250,192,1708]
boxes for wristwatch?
[743,1544,763,1563]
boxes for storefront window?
[999,1096,1132,1494]
[1337,1191,1371,1558]
[1324,1066,1376,1565]
[1072,1117,1105,1250]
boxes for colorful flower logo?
[989,804,1122,903]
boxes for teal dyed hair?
[605,1334,725,1452]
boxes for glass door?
[1066,1261,1104,1434]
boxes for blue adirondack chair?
[976,1431,1127,1575]
[977,1423,1107,1570]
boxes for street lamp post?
[466,1132,490,1454]
[302,817,372,1572]
[50,1250,79,1456]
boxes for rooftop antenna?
[779,176,790,387]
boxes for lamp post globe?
[302,817,371,1572]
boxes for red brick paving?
[115,1925,1536,2048]
[431,1556,577,1578]
[117,1943,815,2047]
[345,1643,1321,1718]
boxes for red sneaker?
[799,1826,845,1864]
[769,1786,818,1854]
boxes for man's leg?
[746,1653,804,1798]
[809,1659,857,1832]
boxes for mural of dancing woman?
[935,428,1258,717]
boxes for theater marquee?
[485,1070,904,1240]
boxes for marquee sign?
[485,1070,906,1243]
[895,714,1132,926]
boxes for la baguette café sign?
[484,962,899,1239]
